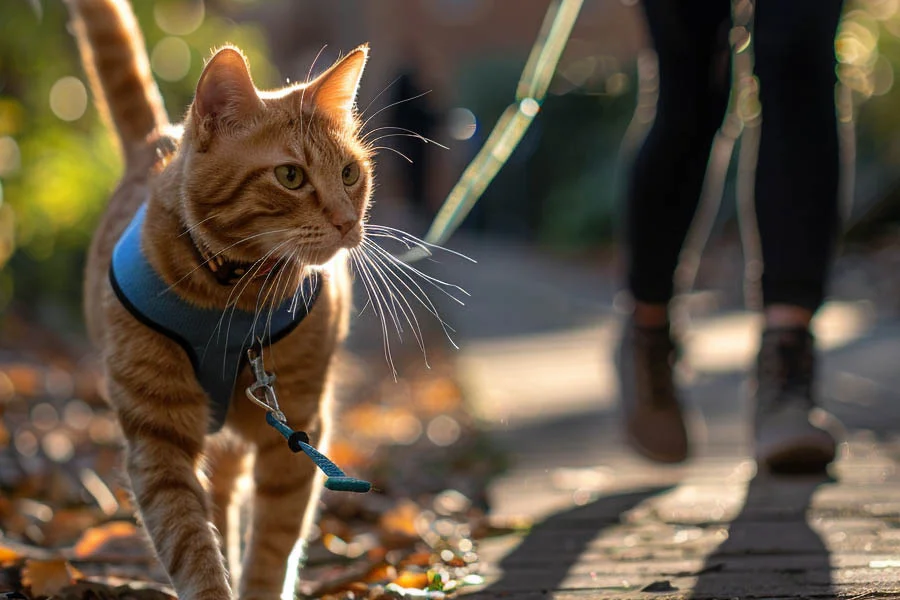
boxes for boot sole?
[626,430,689,464]
[759,444,835,474]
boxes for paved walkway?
[351,208,900,599]
[460,311,900,600]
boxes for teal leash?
[245,345,371,494]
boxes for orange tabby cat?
[67,0,372,597]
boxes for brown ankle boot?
[616,320,689,463]
[754,327,838,473]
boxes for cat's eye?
[275,164,305,190]
[342,162,360,186]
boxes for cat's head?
[179,45,373,272]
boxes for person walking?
[618,0,846,472]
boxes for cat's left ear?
[193,46,261,128]
[309,45,369,121]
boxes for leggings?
[625,0,845,311]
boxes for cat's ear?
[309,45,369,120]
[193,47,261,127]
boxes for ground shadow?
[691,473,835,599]
[474,486,673,598]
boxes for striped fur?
[67,1,373,598]
[67,0,169,161]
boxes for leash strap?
[247,346,371,494]
[402,0,584,263]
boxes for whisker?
[362,239,469,303]
[360,247,433,363]
[365,133,451,150]
[299,44,328,139]
[365,224,476,263]
[355,243,404,340]
[372,146,413,163]
[359,75,402,119]
[360,126,450,150]
[351,248,397,379]
[361,242,458,349]
[178,214,217,238]
[359,90,432,135]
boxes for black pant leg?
[626,0,732,304]
[753,0,845,310]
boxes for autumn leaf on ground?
[21,558,83,598]
[72,521,143,560]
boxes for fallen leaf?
[393,570,428,589]
[380,500,420,539]
[73,521,141,559]
[21,558,83,597]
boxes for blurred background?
[3,0,900,596]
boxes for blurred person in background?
[617,0,846,472]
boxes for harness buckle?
[245,344,286,423]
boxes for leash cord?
[247,346,372,494]
[401,0,584,263]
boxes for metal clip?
[245,344,286,423]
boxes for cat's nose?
[332,215,357,237]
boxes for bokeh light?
[519,97,540,117]
[0,136,21,177]
[153,0,205,36]
[48,76,88,122]
[151,36,192,82]
[447,107,477,140]
[605,72,629,96]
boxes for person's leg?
[752,0,845,472]
[619,0,731,463]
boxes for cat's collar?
[186,227,279,286]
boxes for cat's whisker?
[364,224,476,263]
[298,44,328,140]
[360,242,459,349]
[348,249,374,318]
[358,76,401,120]
[365,133,451,151]
[371,146,413,163]
[178,213,217,238]
[350,248,397,379]
[355,243,404,340]
[362,238,469,304]
[358,90,431,136]
[359,246,430,363]
[360,126,449,150]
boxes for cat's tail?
[66,0,170,161]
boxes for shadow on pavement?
[691,473,834,599]
[476,487,673,597]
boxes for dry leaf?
[73,521,141,559]
[393,570,429,589]
[379,500,420,539]
[21,558,83,597]
[0,544,19,565]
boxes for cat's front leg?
[238,413,326,600]
[113,383,231,599]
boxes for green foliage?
[0,0,275,325]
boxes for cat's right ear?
[193,47,261,133]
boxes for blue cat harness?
[108,203,321,434]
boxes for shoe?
[616,320,689,463]
[753,327,838,473]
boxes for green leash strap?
[402,0,584,263]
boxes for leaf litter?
[0,314,509,599]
